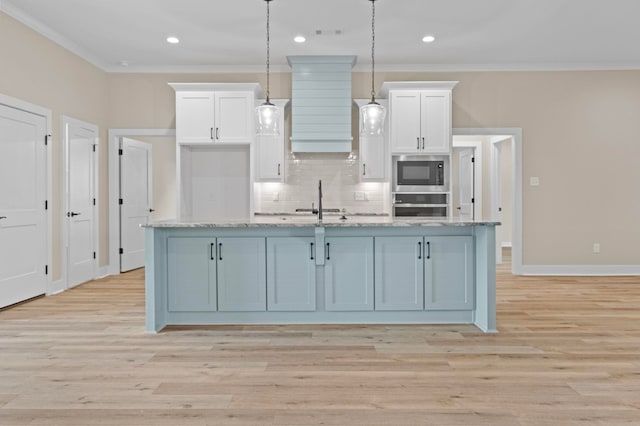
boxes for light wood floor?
[1,252,639,425]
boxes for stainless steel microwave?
[392,155,450,192]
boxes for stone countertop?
[144,214,500,228]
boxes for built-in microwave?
[392,155,449,192]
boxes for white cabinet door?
[266,237,316,311]
[214,92,253,144]
[360,133,386,180]
[421,91,451,154]
[217,237,266,311]
[374,236,424,311]
[256,99,287,181]
[390,91,421,153]
[424,236,474,310]
[325,237,374,311]
[176,91,215,144]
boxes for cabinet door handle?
[218,242,223,260]
[210,127,214,140]
[326,242,330,260]
[277,163,281,176]
[426,241,431,259]
[416,137,420,150]
[422,137,425,150]
[210,243,215,260]
[418,241,422,259]
[310,242,314,260]
[215,127,220,140]
[363,163,366,176]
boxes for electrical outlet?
[530,176,540,186]
[273,192,279,201]
[354,191,366,201]
[592,243,600,254]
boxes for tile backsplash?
[255,152,389,214]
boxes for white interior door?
[457,148,475,220]
[120,137,152,272]
[0,104,47,308]
[65,118,96,288]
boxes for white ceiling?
[3,0,640,73]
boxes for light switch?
[530,177,540,186]
[354,191,366,201]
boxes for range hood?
[287,55,356,153]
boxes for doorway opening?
[453,128,522,275]
[108,129,176,275]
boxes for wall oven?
[393,193,449,217]
[392,155,449,193]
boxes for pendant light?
[256,0,280,136]
[360,0,386,136]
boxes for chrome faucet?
[318,179,323,221]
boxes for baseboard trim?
[97,266,110,279]
[521,265,640,276]
[49,279,65,295]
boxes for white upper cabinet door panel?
[421,91,451,154]
[390,91,421,154]
[214,92,253,144]
[175,91,215,144]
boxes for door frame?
[108,128,175,275]
[451,140,483,221]
[0,93,53,294]
[61,115,99,289]
[453,128,522,275]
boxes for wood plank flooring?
[1,253,639,425]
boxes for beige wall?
[3,10,640,271]
[0,12,109,280]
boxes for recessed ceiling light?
[166,36,180,44]
[422,35,436,43]
[294,35,306,43]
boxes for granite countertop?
[144,213,500,228]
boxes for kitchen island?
[144,216,498,333]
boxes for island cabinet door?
[374,236,425,311]
[424,236,474,310]
[266,237,316,311]
[167,237,217,312]
[324,237,374,311]
[216,237,267,311]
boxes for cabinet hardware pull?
[426,241,431,259]
[326,242,330,260]
[210,127,214,140]
[363,163,366,175]
[218,242,222,260]
[210,243,215,260]
[418,241,422,259]
[310,242,314,260]
[422,137,425,150]
[215,127,219,140]
[277,163,281,176]
[416,137,420,150]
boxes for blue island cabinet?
[425,236,474,310]
[374,236,425,311]
[216,237,267,312]
[167,237,217,312]
[324,237,374,311]
[266,237,316,311]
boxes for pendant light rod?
[370,0,377,103]
[265,0,272,103]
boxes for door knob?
[0,216,6,220]
[149,209,155,213]
[67,212,81,217]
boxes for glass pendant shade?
[256,101,280,136]
[360,101,386,135]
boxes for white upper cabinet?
[171,83,262,145]
[355,99,387,181]
[382,82,457,155]
[255,99,288,182]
